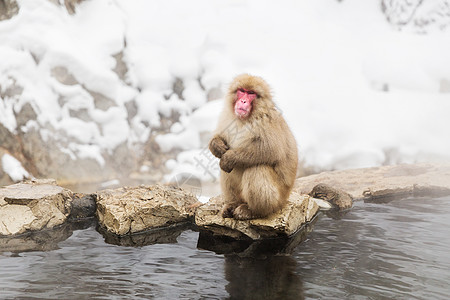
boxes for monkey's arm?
[219,137,280,173]
[209,135,229,159]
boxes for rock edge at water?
[295,163,450,201]
[96,185,200,236]
[0,179,73,236]
[2,163,450,242]
[195,192,318,240]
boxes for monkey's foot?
[232,204,255,220]
[221,203,239,218]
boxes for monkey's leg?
[234,166,282,220]
[220,170,244,218]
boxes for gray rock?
[0,219,93,253]
[19,126,107,185]
[90,89,116,111]
[296,163,450,201]
[51,66,78,85]
[309,183,353,210]
[0,179,73,236]
[69,193,96,219]
[172,77,185,100]
[124,100,138,122]
[99,223,191,247]
[112,50,128,82]
[197,219,315,257]
[0,0,18,21]
[69,108,92,123]
[96,184,201,236]
[16,102,37,128]
[195,192,318,240]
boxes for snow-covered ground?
[1,0,449,184]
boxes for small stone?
[69,193,97,219]
[309,183,353,210]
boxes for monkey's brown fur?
[209,74,298,220]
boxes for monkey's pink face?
[234,88,257,119]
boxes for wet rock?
[197,218,315,257]
[96,184,201,236]
[195,192,319,240]
[99,223,191,247]
[309,183,353,210]
[0,179,73,236]
[69,193,96,219]
[295,163,450,201]
[0,219,94,253]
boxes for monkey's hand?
[219,150,236,173]
[209,136,229,159]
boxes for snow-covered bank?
[0,0,449,186]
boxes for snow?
[0,0,450,185]
[1,154,30,182]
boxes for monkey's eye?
[247,91,256,95]
[238,88,245,93]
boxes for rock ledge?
[96,184,200,236]
[0,179,72,236]
[195,192,318,240]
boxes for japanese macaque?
[209,74,298,220]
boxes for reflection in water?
[0,219,94,253]
[197,217,316,257]
[0,229,228,299]
[98,223,192,247]
[225,255,303,300]
[295,196,450,299]
[198,222,315,299]
[0,196,449,299]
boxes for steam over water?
[1,196,450,299]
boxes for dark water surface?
[1,196,450,299]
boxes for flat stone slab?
[96,185,201,236]
[295,163,450,201]
[0,219,93,253]
[195,192,318,240]
[0,179,73,236]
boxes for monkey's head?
[227,74,273,120]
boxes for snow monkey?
[209,74,298,220]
